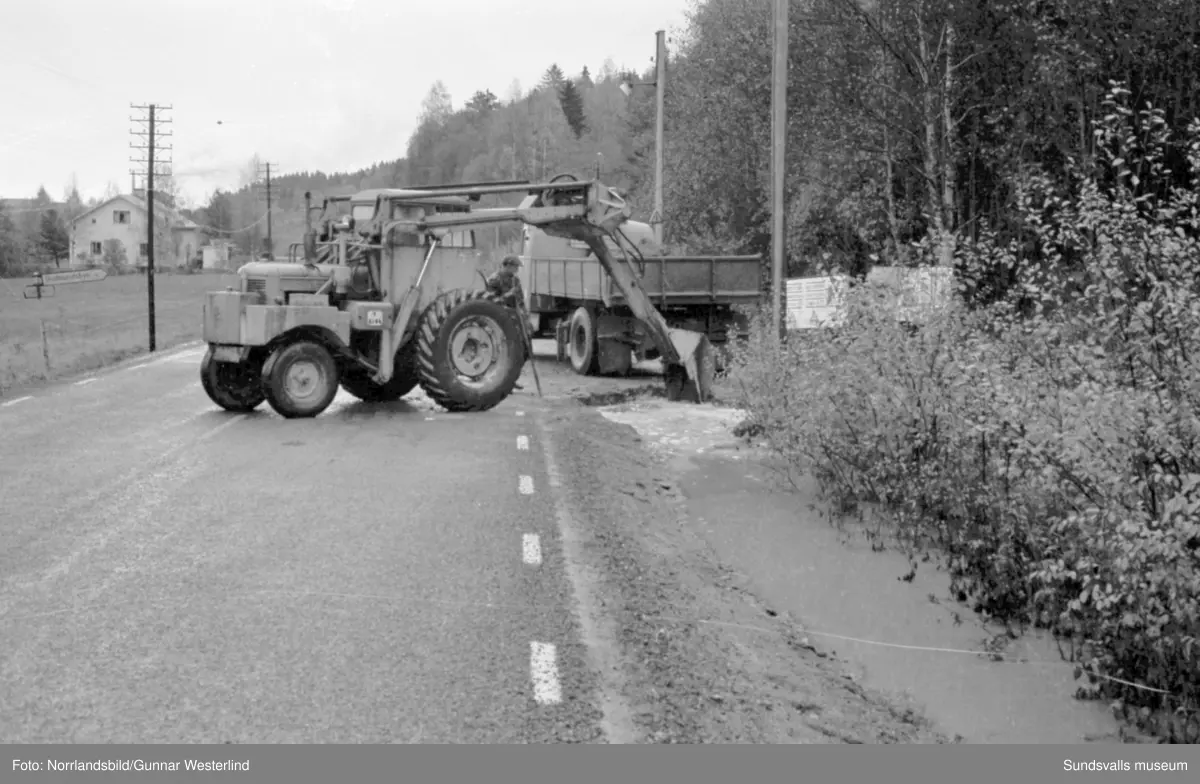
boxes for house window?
[114,210,130,224]
[140,243,148,257]
[90,241,102,255]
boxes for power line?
[191,208,277,235]
[129,103,172,353]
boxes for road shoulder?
[535,402,948,744]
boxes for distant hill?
[188,60,657,263]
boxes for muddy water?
[597,400,1120,744]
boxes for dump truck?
[515,180,762,377]
[200,174,718,419]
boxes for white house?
[69,193,205,269]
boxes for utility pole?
[770,0,789,342]
[617,33,667,242]
[653,29,667,246]
[256,161,279,258]
[130,103,173,352]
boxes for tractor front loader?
[199,174,714,419]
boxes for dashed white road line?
[530,642,562,704]
[522,534,542,565]
[129,363,151,370]
[516,435,529,451]
[519,475,535,495]
[516,410,525,417]
[74,378,97,386]
[1,396,33,408]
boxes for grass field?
[0,270,238,393]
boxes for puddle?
[599,404,1121,744]
[597,399,755,462]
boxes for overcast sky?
[1,0,691,206]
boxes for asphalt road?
[0,344,601,743]
[1,340,945,745]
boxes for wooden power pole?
[257,162,280,258]
[130,103,173,352]
[653,29,667,246]
[770,0,789,341]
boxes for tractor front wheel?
[200,346,266,413]
[415,290,524,412]
[262,340,340,419]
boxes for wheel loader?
[199,174,716,419]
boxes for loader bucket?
[664,328,715,403]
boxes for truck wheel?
[262,340,340,418]
[340,344,419,402]
[200,346,266,413]
[415,289,524,412]
[567,306,598,375]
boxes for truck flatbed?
[526,252,763,310]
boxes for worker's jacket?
[485,268,525,308]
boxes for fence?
[0,269,237,392]
[785,266,956,330]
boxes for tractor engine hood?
[239,261,332,278]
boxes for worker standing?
[484,254,526,308]
[485,254,528,390]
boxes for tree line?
[0,185,79,275]
[14,0,1193,287]
[187,59,644,259]
[646,0,1199,300]
[201,0,1199,298]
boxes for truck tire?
[415,289,524,412]
[262,340,341,419]
[567,306,598,375]
[200,346,266,413]
[340,343,419,402]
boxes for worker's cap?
[501,254,523,268]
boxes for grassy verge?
[0,269,237,392]
[723,91,1200,743]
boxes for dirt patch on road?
[538,403,947,744]
[519,340,745,410]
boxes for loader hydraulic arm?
[376,176,714,401]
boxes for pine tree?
[38,209,69,268]
[0,201,20,275]
[540,64,565,91]
[579,66,593,88]
[466,89,500,113]
[558,79,589,139]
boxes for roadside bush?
[726,85,1200,741]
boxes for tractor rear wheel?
[200,346,266,413]
[262,340,340,419]
[340,343,420,402]
[415,290,524,412]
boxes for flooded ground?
[594,398,1121,744]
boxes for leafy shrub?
[726,85,1200,742]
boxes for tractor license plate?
[212,345,247,363]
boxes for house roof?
[71,194,141,224]
[71,193,198,230]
